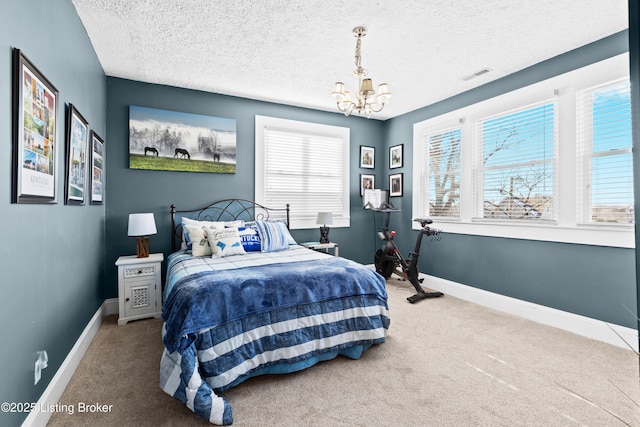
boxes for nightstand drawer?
[124,265,156,278]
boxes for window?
[413,53,633,248]
[475,101,556,221]
[577,79,633,224]
[418,127,461,219]
[255,116,350,229]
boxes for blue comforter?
[162,256,387,354]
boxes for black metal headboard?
[170,198,290,252]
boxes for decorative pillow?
[270,219,297,245]
[206,227,246,258]
[184,225,214,256]
[181,218,243,249]
[236,226,261,252]
[253,220,296,252]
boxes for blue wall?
[104,78,385,298]
[0,0,106,425]
[383,31,637,328]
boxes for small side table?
[115,253,164,325]
[302,242,339,257]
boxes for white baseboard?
[103,297,119,317]
[422,274,638,352]
[21,298,117,427]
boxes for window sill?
[413,219,634,248]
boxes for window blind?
[474,101,556,221]
[262,126,347,226]
[422,127,461,218]
[577,79,633,224]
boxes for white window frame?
[413,53,633,248]
[255,115,350,230]
[576,78,633,225]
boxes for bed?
[159,199,390,425]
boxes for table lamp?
[316,212,333,244]
[128,213,157,258]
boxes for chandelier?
[331,27,391,118]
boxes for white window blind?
[474,101,556,221]
[255,116,350,229]
[577,79,633,225]
[421,127,461,218]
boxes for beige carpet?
[48,279,639,426]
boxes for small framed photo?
[90,131,105,205]
[360,174,375,196]
[11,48,59,204]
[360,145,375,169]
[389,173,403,197]
[390,144,403,169]
[65,104,89,205]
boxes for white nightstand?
[115,253,164,325]
[302,242,339,257]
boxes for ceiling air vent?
[461,68,492,82]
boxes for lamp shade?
[360,78,374,95]
[331,82,346,99]
[377,83,392,101]
[128,213,157,237]
[316,212,333,225]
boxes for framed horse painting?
[128,105,237,174]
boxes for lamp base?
[319,226,330,244]
[136,236,150,258]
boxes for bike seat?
[413,218,433,226]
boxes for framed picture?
[11,48,59,204]
[360,145,375,169]
[65,104,89,205]
[390,144,403,169]
[129,105,237,173]
[90,131,105,205]
[360,174,375,196]
[389,173,403,197]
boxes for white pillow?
[181,218,225,250]
[181,217,244,247]
[181,218,244,252]
[184,224,222,257]
[206,227,246,258]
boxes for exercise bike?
[373,207,444,303]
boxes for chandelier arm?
[336,101,353,113]
[367,102,385,113]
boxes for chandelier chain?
[354,33,362,71]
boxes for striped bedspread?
[159,247,390,425]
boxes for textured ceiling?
[71,0,628,120]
